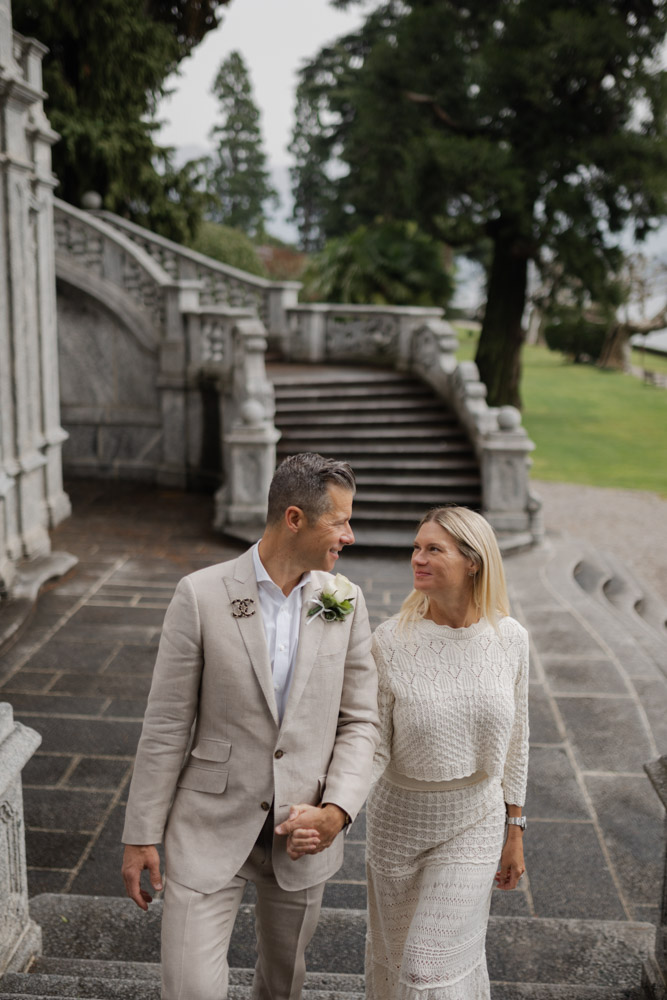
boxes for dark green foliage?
[206,51,278,235]
[291,0,667,406]
[189,221,267,277]
[301,220,453,307]
[544,313,608,364]
[12,0,228,241]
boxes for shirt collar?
[252,542,311,594]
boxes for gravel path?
[532,479,667,605]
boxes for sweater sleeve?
[501,624,530,807]
[371,627,394,784]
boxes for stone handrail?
[286,305,541,545]
[94,212,300,339]
[54,198,173,331]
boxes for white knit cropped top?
[371,614,529,807]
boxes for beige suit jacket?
[122,548,379,893]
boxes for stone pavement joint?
[0,480,664,929]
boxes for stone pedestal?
[0,703,42,975]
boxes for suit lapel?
[224,550,279,727]
[281,577,324,730]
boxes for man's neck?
[257,535,308,597]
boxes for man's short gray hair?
[267,453,356,525]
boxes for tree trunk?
[598,323,631,371]
[475,234,529,408]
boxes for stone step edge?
[25,961,365,991]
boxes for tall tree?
[292,0,667,406]
[206,51,278,235]
[12,0,229,241]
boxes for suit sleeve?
[319,586,380,822]
[122,575,203,845]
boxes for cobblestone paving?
[0,480,665,927]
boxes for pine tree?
[12,0,228,242]
[206,51,278,235]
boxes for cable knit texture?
[366,614,529,1000]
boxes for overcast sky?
[157,0,365,167]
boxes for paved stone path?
[0,480,665,930]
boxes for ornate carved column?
[0,703,42,975]
[0,0,71,597]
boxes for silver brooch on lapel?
[231,598,256,618]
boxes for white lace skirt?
[365,773,506,999]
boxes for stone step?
[276,410,451,426]
[277,440,471,456]
[355,474,481,488]
[356,487,481,504]
[275,391,442,407]
[277,425,465,440]
[0,970,365,999]
[275,400,448,417]
[27,896,656,993]
[490,985,643,999]
[273,383,429,400]
[328,457,479,471]
[269,370,406,386]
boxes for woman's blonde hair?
[398,506,509,631]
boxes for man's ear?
[285,505,305,534]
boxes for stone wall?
[0,0,70,596]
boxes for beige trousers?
[161,812,326,1000]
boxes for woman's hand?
[495,829,526,891]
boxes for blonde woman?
[365,506,529,1000]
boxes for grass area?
[631,347,667,376]
[453,328,667,495]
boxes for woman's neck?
[424,594,480,629]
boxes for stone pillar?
[481,406,537,538]
[0,702,42,975]
[0,1,71,596]
[215,318,280,540]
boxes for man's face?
[298,484,355,572]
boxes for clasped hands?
[275,802,347,861]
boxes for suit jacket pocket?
[191,738,232,763]
[177,764,229,794]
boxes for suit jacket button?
[274,750,284,759]
[261,801,270,811]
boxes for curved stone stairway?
[269,363,482,546]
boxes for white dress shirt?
[252,543,311,723]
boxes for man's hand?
[275,803,347,861]
[122,844,162,910]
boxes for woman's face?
[411,521,477,599]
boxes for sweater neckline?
[417,616,489,638]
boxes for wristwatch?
[506,815,526,831]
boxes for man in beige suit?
[121,453,379,1000]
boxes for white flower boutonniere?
[307,573,356,624]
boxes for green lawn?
[453,328,667,495]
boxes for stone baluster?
[644,756,667,999]
[215,318,280,539]
[0,703,42,975]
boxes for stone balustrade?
[93,212,301,342]
[286,305,541,544]
[0,703,41,975]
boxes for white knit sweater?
[371,614,529,806]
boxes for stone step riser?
[0,975,364,1000]
[278,427,465,440]
[277,413,453,426]
[275,398,448,413]
[277,442,471,455]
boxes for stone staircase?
[0,895,655,999]
[269,364,482,547]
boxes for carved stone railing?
[644,757,667,999]
[0,703,42,975]
[286,305,541,545]
[94,212,301,341]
